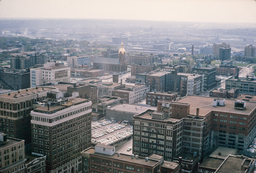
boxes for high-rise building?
[213,43,230,59]
[31,91,92,172]
[244,44,255,57]
[219,47,231,61]
[30,62,71,87]
[0,133,26,173]
[0,87,57,152]
[0,69,30,90]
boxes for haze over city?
[0,0,256,24]
[1,0,256,173]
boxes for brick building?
[31,93,92,172]
[146,91,178,107]
[81,143,180,173]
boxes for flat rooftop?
[0,87,55,100]
[178,73,202,79]
[135,110,182,123]
[83,149,160,167]
[109,104,157,114]
[215,155,254,173]
[148,91,178,96]
[0,138,24,149]
[200,157,224,170]
[148,71,168,77]
[178,96,256,116]
[210,147,238,159]
[161,161,180,170]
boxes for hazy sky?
[0,0,256,23]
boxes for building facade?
[226,77,256,95]
[0,87,57,152]
[192,67,216,91]
[31,94,92,172]
[244,44,255,57]
[0,134,26,173]
[112,85,149,104]
[81,144,180,173]
[0,69,30,90]
[30,62,71,87]
[213,43,230,59]
[67,56,91,67]
[146,92,178,107]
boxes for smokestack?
[48,104,50,111]
[192,45,194,56]
[121,79,122,86]
[196,108,199,117]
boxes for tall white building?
[30,62,71,87]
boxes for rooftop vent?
[234,100,246,110]
[145,157,148,162]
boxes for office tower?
[0,133,26,173]
[219,47,231,61]
[213,43,230,59]
[244,44,255,57]
[31,91,92,172]
[0,87,57,152]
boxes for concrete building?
[244,44,255,57]
[11,52,47,70]
[30,62,71,87]
[226,77,256,95]
[131,64,155,76]
[213,43,230,59]
[0,69,30,90]
[112,85,149,104]
[0,87,57,152]
[0,133,26,173]
[178,73,203,96]
[106,104,157,123]
[71,68,104,78]
[93,43,127,72]
[67,55,91,67]
[81,144,180,173]
[146,91,178,107]
[31,92,92,172]
[219,47,231,61]
[192,67,216,91]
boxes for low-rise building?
[226,77,256,95]
[81,144,180,173]
[146,91,178,107]
[30,62,71,87]
[112,85,149,104]
[71,68,104,78]
[106,104,157,123]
